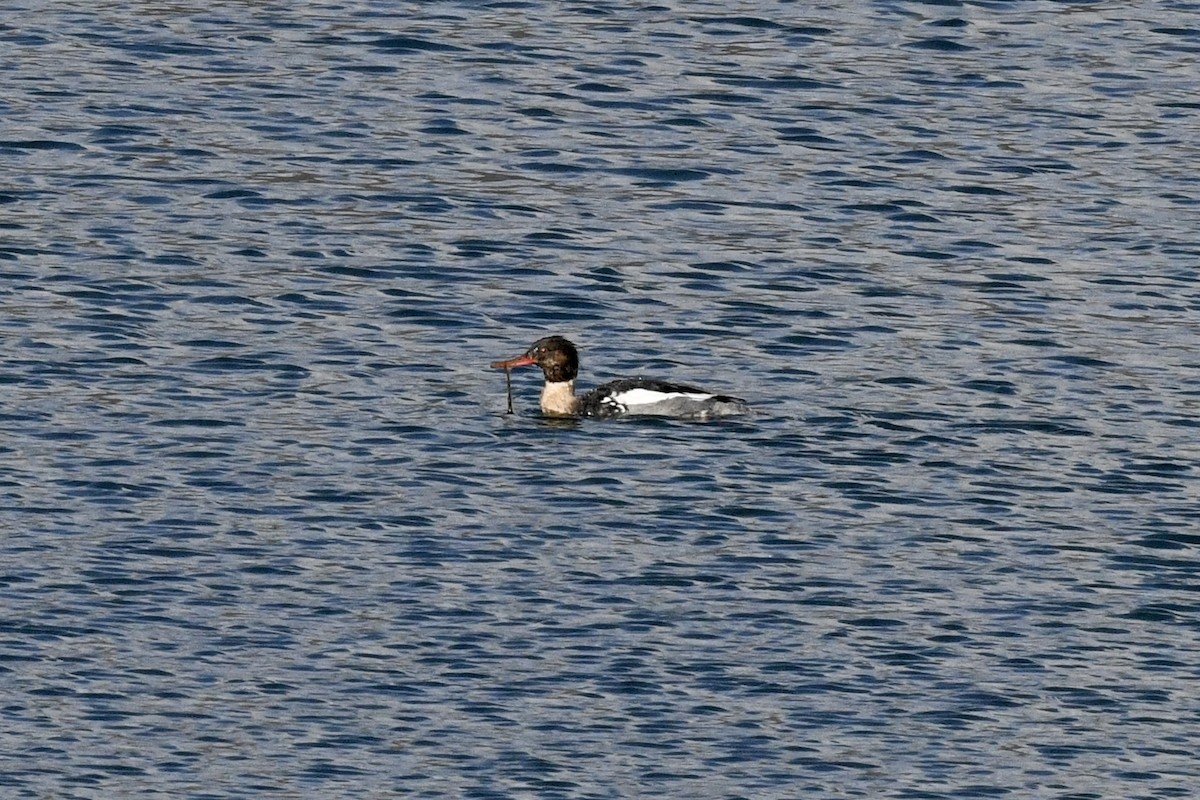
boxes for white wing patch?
[608,388,711,410]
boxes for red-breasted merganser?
[491,335,749,419]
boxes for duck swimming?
[491,335,749,420]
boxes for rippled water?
[3,2,1200,798]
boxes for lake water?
[2,2,1199,798]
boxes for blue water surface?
[2,2,1199,798]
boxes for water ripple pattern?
[2,2,1199,798]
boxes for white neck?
[540,379,579,416]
